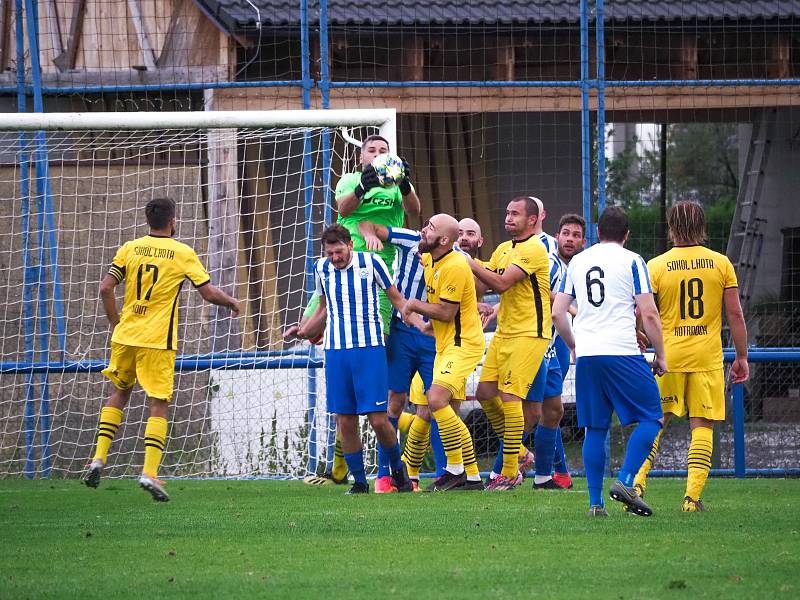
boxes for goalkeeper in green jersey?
[286,134,420,485]
[294,135,421,336]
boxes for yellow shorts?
[480,335,549,399]
[426,345,484,403]
[658,369,725,421]
[409,372,427,406]
[102,342,177,401]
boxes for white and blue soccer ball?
[370,153,405,187]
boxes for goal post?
[0,109,396,480]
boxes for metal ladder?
[726,108,776,313]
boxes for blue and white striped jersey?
[385,228,427,320]
[539,232,558,255]
[544,250,567,359]
[559,242,652,357]
[314,251,393,350]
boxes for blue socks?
[430,418,447,477]
[380,440,404,473]
[534,425,558,477]
[376,415,400,478]
[553,427,569,474]
[617,420,662,487]
[343,450,367,486]
[583,427,608,507]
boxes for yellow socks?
[461,421,480,479]
[331,432,348,480]
[433,406,464,468]
[479,395,505,437]
[142,417,168,479]
[402,417,431,478]
[501,400,524,478]
[397,412,414,435]
[686,427,713,500]
[92,406,123,463]
[634,428,663,491]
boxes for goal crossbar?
[0,108,396,137]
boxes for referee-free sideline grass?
[1,478,798,599]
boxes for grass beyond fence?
[2,478,799,599]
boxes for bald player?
[457,218,484,260]
[402,214,486,490]
[530,196,558,255]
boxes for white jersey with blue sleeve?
[559,242,651,357]
[314,251,392,350]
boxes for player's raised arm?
[397,158,420,217]
[357,220,388,251]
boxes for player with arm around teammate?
[295,224,413,494]
[84,198,240,502]
[467,197,552,491]
[632,200,749,512]
[552,206,666,517]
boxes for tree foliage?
[606,123,738,260]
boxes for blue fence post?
[579,0,593,245]
[318,0,336,471]
[25,0,61,477]
[733,383,746,478]
[15,0,37,479]
[300,0,319,475]
[595,0,607,216]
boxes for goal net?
[0,109,399,479]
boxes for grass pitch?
[1,477,798,599]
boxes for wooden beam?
[403,35,424,82]
[0,65,229,86]
[43,0,63,59]
[126,0,157,70]
[53,0,85,72]
[680,34,698,80]
[768,32,791,79]
[0,0,11,71]
[210,84,800,114]
[495,36,515,81]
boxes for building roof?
[194,0,800,30]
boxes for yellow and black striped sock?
[501,400,524,478]
[402,417,430,478]
[331,432,348,480]
[634,429,663,490]
[397,412,414,435]
[460,421,480,479]
[142,417,168,479]
[92,406,123,463]
[686,427,713,500]
[480,396,505,437]
[433,406,464,468]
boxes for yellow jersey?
[108,235,211,350]
[485,235,552,338]
[647,245,738,372]
[421,250,485,353]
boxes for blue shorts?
[554,336,571,385]
[526,354,563,402]
[575,355,663,428]
[325,345,389,415]
[386,318,435,393]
